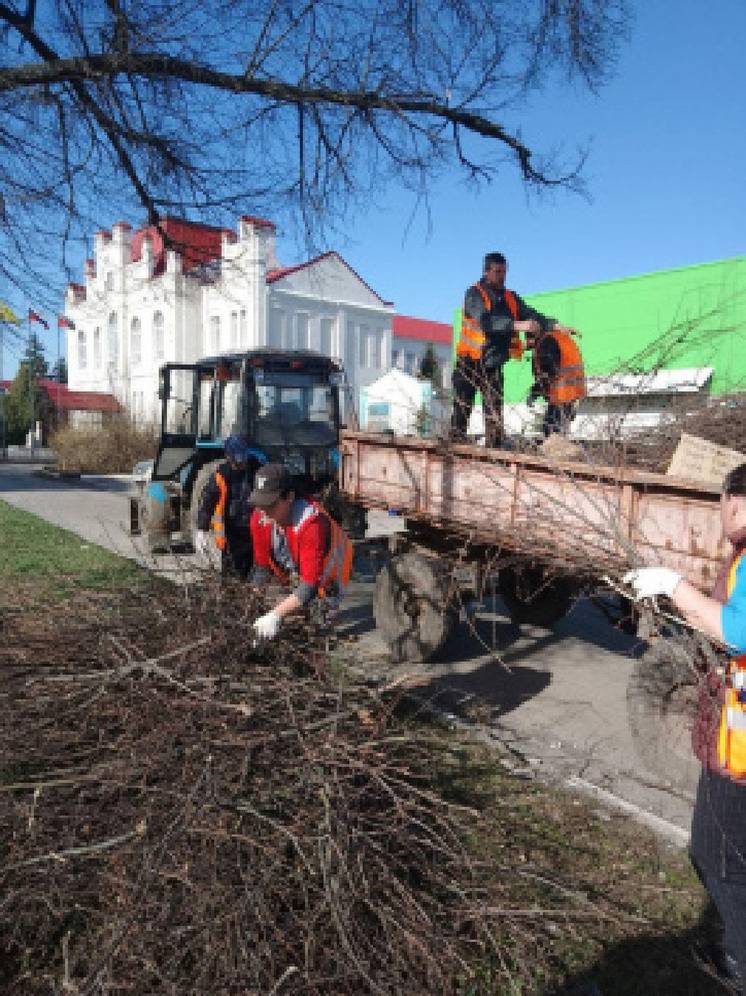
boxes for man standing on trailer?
[451,251,576,447]
[624,462,746,991]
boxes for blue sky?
[2,0,745,377]
[328,0,746,319]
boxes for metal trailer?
[340,430,729,793]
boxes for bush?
[50,418,159,473]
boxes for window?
[296,313,310,350]
[105,271,114,291]
[230,310,238,346]
[130,317,142,367]
[365,332,379,369]
[345,322,356,368]
[359,324,369,366]
[77,329,87,369]
[392,349,402,369]
[406,352,418,375]
[210,315,220,353]
[107,312,118,364]
[93,327,101,368]
[240,308,248,342]
[320,318,334,357]
[153,311,165,361]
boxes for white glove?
[622,567,681,600]
[253,610,281,641]
[195,530,210,557]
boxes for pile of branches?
[0,580,503,995]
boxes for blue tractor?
[131,349,353,552]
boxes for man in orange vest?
[624,463,746,989]
[249,463,353,641]
[451,251,577,448]
[194,434,262,578]
[528,327,586,437]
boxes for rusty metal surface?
[340,431,726,588]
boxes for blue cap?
[224,434,251,463]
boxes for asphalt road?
[0,462,695,841]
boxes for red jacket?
[250,500,330,586]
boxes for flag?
[28,309,49,329]
[0,301,19,324]
[58,315,76,330]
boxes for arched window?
[93,327,101,368]
[153,311,165,361]
[107,311,118,365]
[130,317,142,367]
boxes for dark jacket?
[196,459,260,540]
[464,278,555,369]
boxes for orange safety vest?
[264,502,353,599]
[534,330,586,404]
[211,471,228,551]
[457,284,523,361]
[717,553,746,778]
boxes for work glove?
[622,567,681,600]
[194,530,210,557]
[253,610,281,641]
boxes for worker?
[623,462,746,991]
[450,251,577,448]
[249,463,353,641]
[194,434,262,578]
[527,327,586,437]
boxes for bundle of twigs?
[0,580,501,995]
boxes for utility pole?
[0,323,5,461]
[28,318,34,450]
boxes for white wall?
[65,222,394,426]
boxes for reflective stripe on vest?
[717,552,746,778]
[537,331,586,404]
[456,284,521,360]
[212,471,228,551]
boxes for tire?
[499,565,575,628]
[626,639,703,797]
[373,552,456,663]
[189,460,223,569]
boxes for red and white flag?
[28,309,49,329]
[57,315,76,330]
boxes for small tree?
[22,334,49,380]
[419,344,441,391]
[51,357,68,384]
[3,362,48,444]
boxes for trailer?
[340,430,730,794]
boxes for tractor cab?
[136,349,345,550]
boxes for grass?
[0,498,146,598]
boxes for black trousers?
[450,356,505,448]
[543,402,576,438]
[690,769,746,988]
[221,532,253,580]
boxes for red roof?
[0,380,123,413]
[267,251,393,306]
[392,315,452,345]
[241,214,276,230]
[131,217,233,276]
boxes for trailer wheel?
[189,460,223,568]
[499,565,574,628]
[373,552,456,663]
[626,639,701,797]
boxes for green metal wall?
[454,256,746,404]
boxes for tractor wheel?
[373,551,456,663]
[189,460,223,569]
[499,565,575,628]
[626,639,703,797]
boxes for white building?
[64,215,395,422]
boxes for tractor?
[130,349,359,552]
